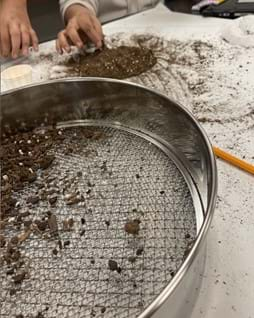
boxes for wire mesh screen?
[0,125,196,318]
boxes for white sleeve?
[59,0,99,20]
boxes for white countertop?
[1,4,254,318]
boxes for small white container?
[1,64,33,91]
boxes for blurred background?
[27,0,198,43]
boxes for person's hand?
[0,0,39,59]
[56,4,103,54]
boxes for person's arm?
[57,0,102,54]
[59,0,99,21]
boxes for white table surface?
[1,4,254,318]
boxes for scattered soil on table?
[65,46,157,79]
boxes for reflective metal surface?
[0,78,217,317]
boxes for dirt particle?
[81,217,86,225]
[6,267,15,275]
[58,240,63,250]
[91,258,95,265]
[52,248,58,256]
[101,307,106,314]
[124,219,140,235]
[101,161,107,172]
[13,271,26,284]
[77,171,82,177]
[63,240,70,247]
[86,189,92,195]
[105,220,110,227]
[10,289,17,296]
[108,259,118,271]
[80,229,86,237]
[63,218,74,231]
[136,247,144,256]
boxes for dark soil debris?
[80,229,86,237]
[101,307,106,314]
[124,219,141,235]
[65,46,157,79]
[136,247,144,256]
[58,240,63,250]
[63,240,70,247]
[63,218,74,231]
[108,259,118,272]
[10,289,17,296]
[105,220,110,227]
[52,248,58,256]
[13,271,27,284]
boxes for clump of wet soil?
[66,46,157,79]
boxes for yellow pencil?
[213,146,254,175]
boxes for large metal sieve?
[0,79,217,318]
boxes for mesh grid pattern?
[0,125,196,318]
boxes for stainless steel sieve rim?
[1,77,217,318]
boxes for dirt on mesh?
[66,46,157,79]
